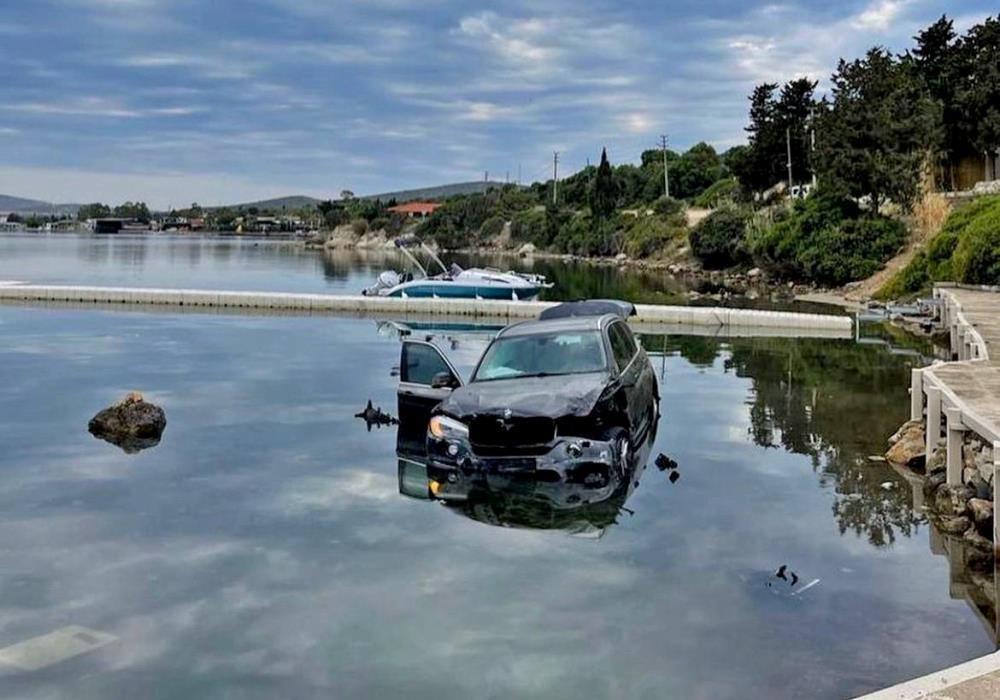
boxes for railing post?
[926,387,942,461]
[994,441,1000,548]
[910,368,924,422]
[945,406,966,486]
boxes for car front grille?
[469,415,556,456]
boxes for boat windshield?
[473,330,607,381]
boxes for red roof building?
[387,202,442,218]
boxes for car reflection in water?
[396,392,658,539]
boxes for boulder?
[934,483,975,517]
[937,514,972,535]
[885,421,925,468]
[615,253,628,262]
[517,242,536,256]
[747,267,763,279]
[88,392,166,453]
[969,498,994,527]
[922,469,948,498]
[963,528,994,553]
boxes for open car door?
[396,340,464,457]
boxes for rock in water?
[934,483,976,517]
[88,392,166,453]
[937,515,972,535]
[885,420,925,468]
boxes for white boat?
[362,239,551,301]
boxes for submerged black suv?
[396,302,659,492]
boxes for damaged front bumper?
[425,433,620,502]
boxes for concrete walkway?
[867,286,1000,700]
[856,651,1000,699]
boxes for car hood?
[441,372,611,420]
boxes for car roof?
[498,313,618,338]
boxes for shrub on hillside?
[622,215,686,258]
[652,196,684,217]
[796,217,906,285]
[479,215,505,241]
[877,195,1000,298]
[689,206,749,268]
[693,177,739,209]
[509,208,549,247]
[351,218,368,236]
[953,205,1000,284]
[745,192,904,284]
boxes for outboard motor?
[363,270,401,296]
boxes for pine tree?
[591,148,617,219]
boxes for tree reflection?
[652,335,925,547]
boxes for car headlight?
[429,415,469,440]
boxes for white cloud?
[852,0,912,31]
[2,98,141,118]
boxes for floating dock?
[0,282,854,334]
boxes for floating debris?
[654,453,678,472]
[867,455,887,463]
[354,400,398,432]
[0,625,117,671]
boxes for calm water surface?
[0,306,993,699]
[0,232,835,310]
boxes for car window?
[608,322,636,372]
[401,342,456,385]
[473,330,607,381]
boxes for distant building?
[387,202,441,218]
[940,148,1000,191]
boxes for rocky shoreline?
[304,224,826,303]
[886,420,996,566]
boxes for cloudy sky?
[0,0,992,208]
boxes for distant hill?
[362,180,507,203]
[1,180,512,216]
[0,194,79,216]
[208,195,323,211]
[219,181,509,210]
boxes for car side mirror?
[431,371,459,390]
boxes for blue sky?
[0,0,992,208]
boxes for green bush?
[509,208,551,247]
[953,206,1000,284]
[652,196,683,217]
[622,215,685,258]
[796,217,906,285]
[479,215,505,240]
[350,218,368,236]
[689,206,749,268]
[745,192,903,285]
[877,195,1000,298]
[693,177,739,209]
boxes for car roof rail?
[538,299,636,321]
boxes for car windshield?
[473,330,607,381]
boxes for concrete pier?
[0,282,854,334]
[863,285,1000,699]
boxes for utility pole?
[660,135,671,199]
[809,109,817,188]
[552,151,559,206]
[505,170,509,185]
[786,127,794,192]
[517,163,521,186]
